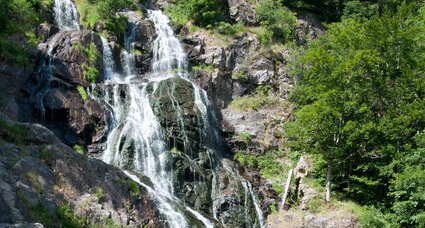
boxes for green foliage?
[389,131,425,226]
[228,86,287,111]
[307,196,324,213]
[269,203,278,214]
[75,0,100,29]
[0,118,27,138]
[166,0,229,27]
[214,22,245,36]
[73,144,85,155]
[74,43,100,83]
[77,86,88,101]
[285,3,425,226]
[36,147,52,161]
[56,204,85,227]
[239,132,252,143]
[191,64,215,73]
[97,0,134,20]
[128,180,141,195]
[347,202,394,227]
[234,150,286,179]
[95,187,104,202]
[284,0,419,22]
[25,172,43,194]
[256,0,297,44]
[0,38,29,67]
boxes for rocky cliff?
[0,114,160,226]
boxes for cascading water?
[93,9,265,228]
[53,0,80,31]
[35,0,80,123]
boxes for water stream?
[53,0,80,31]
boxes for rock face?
[228,0,257,25]
[20,30,107,152]
[0,114,161,227]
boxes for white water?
[94,10,265,228]
[53,0,80,31]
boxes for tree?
[285,3,425,205]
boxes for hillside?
[0,0,424,227]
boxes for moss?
[36,147,53,161]
[73,145,85,155]
[77,86,88,101]
[128,180,141,195]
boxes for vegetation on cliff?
[286,2,425,226]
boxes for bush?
[256,0,297,43]
[214,22,245,36]
[166,0,229,27]
[234,149,285,179]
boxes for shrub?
[214,22,245,36]
[0,38,29,67]
[128,180,141,195]
[166,0,229,27]
[256,0,297,43]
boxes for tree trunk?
[280,169,293,211]
[325,162,332,203]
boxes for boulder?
[228,0,257,25]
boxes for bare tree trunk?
[326,162,332,203]
[280,169,293,211]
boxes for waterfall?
[93,10,265,228]
[53,0,80,31]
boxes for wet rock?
[36,23,59,41]
[228,0,257,25]
[20,30,107,151]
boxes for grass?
[191,64,215,73]
[73,145,85,155]
[73,43,100,83]
[239,132,252,143]
[25,172,43,194]
[234,149,289,180]
[0,118,27,138]
[94,187,104,202]
[77,86,88,101]
[228,85,291,111]
[75,0,100,30]
[128,180,141,195]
